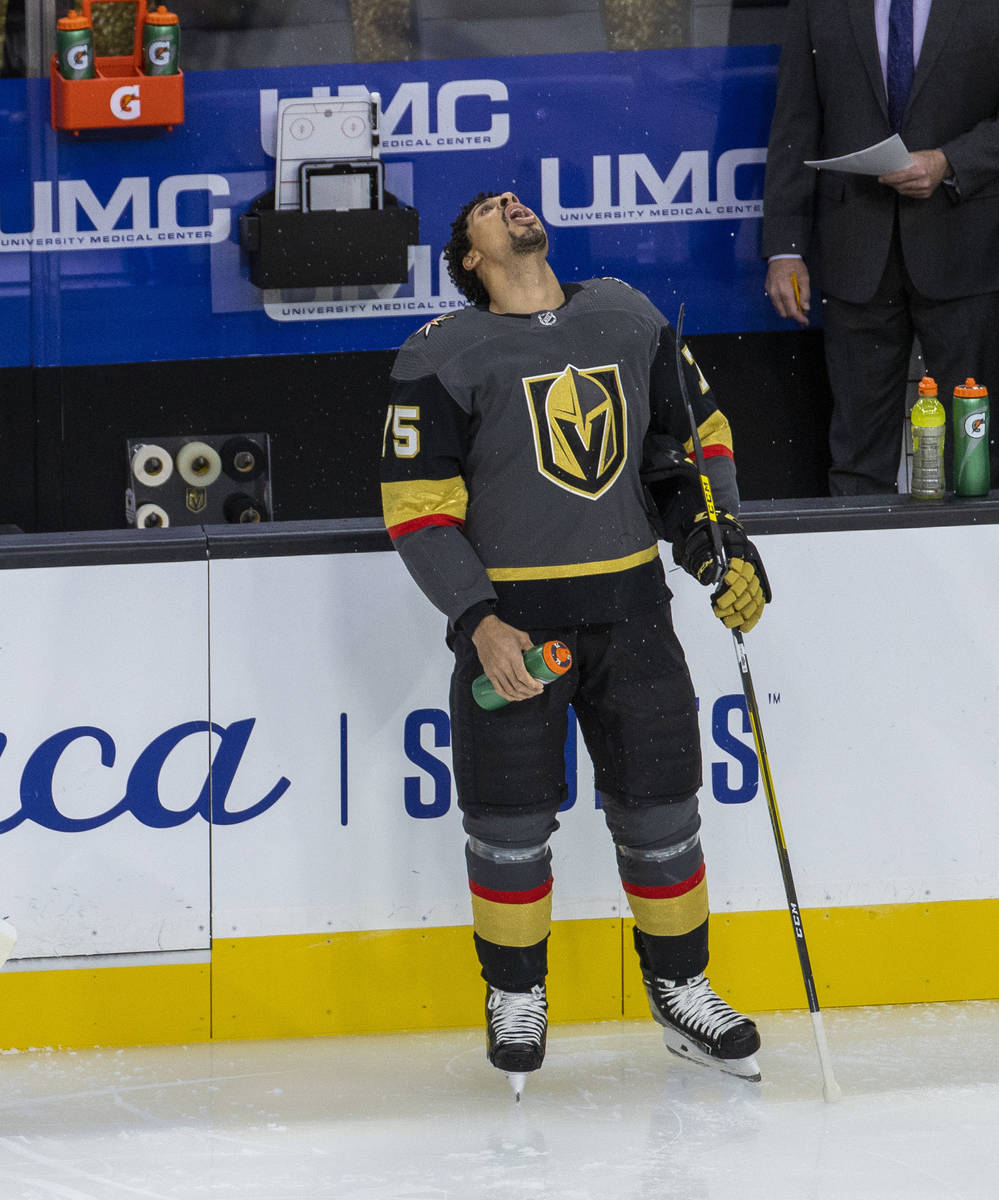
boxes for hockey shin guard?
[617,832,709,981]
[466,837,552,990]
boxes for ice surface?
[0,1001,996,1199]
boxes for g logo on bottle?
[110,85,142,121]
[67,45,91,72]
[965,412,987,439]
[147,39,173,66]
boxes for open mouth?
[504,202,536,226]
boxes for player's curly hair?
[442,191,498,306]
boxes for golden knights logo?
[185,487,208,514]
[523,363,627,498]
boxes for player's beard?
[509,223,548,255]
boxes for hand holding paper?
[877,149,953,199]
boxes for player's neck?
[485,259,564,315]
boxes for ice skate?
[642,971,761,1082]
[485,983,547,1100]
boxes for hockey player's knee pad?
[601,792,701,857]
[462,806,560,852]
[466,835,550,865]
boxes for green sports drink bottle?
[142,5,180,76]
[910,376,945,500]
[952,378,990,498]
[56,9,96,81]
[472,640,573,710]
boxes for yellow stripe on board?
[211,920,623,1040]
[0,901,996,1050]
[486,544,659,582]
[0,963,209,1050]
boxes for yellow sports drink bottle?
[910,376,946,500]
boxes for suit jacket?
[761,0,999,302]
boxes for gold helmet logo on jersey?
[523,363,627,498]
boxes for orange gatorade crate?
[50,1,184,132]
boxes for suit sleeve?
[941,115,999,200]
[380,371,498,627]
[760,0,822,259]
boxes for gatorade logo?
[965,411,987,439]
[110,85,142,121]
[148,39,173,65]
[68,45,91,71]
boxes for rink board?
[1,901,997,1048]
[0,522,997,1048]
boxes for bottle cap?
[145,5,179,23]
[541,641,572,675]
[58,10,91,29]
[954,377,988,398]
[917,376,938,396]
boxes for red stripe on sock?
[469,876,554,905]
[621,862,705,900]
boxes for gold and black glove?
[675,512,772,633]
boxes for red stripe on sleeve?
[387,513,465,540]
[701,444,734,460]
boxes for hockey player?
[380,190,771,1095]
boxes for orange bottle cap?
[954,377,988,398]
[145,5,179,23]
[58,10,91,29]
[541,641,573,675]
[917,375,938,396]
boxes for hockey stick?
[673,304,841,1103]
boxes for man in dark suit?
[762,0,999,495]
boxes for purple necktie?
[887,0,915,133]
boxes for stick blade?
[0,919,17,970]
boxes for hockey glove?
[675,512,772,633]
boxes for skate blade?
[506,1072,527,1101]
[663,1032,761,1083]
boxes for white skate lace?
[658,974,746,1039]
[487,985,547,1047]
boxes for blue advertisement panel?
[0,47,780,369]
[0,79,32,364]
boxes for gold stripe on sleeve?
[380,477,468,529]
[683,409,734,456]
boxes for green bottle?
[56,9,96,81]
[472,640,573,711]
[952,378,990,498]
[910,376,945,500]
[142,5,180,76]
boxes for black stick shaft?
[673,303,821,1012]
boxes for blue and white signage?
[0,47,780,368]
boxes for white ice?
[0,1001,996,1199]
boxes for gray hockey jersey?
[381,277,738,629]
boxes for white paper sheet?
[805,134,913,175]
